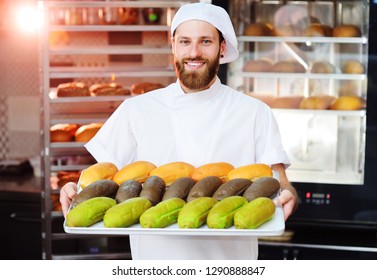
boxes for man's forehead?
[175,20,217,33]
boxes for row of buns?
[243,59,365,74]
[56,81,165,97]
[244,23,362,38]
[249,94,365,110]
[50,123,103,142]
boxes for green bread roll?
[140,197,186,228]
[234,197,276,229]
[178,197,218,228]
[206,196,248,229]
[66,196,116,227]
[103,197,152,228]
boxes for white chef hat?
[171,2,239,64]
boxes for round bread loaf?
[330,96,363,110]
[301,24,332,37]
[130,82,164,95]
[244,22,274,36]
[270,96,304,109]
[74,123,103,142]
[90,83,130,96]
[274,25,296,36]
[332,25,361,37]
[272,61,306,73]
[50,123,80,142]
[243,59,273,72]
[56,82,90,97]
[310,61,336,74]
[299,96,336,110]
[341,60,365,74]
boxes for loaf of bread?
[130,82,164,95]
[243,22,274,36]
[50,123,80,142]
[149,161,195,186]
[310,61,336,74]
[270,96,304,109]
[79,162,119,189]
[113,161,157,185]
[332,25,362,37]
[56,82,90,97]
[299,96,336,110]
[57,171,81,188]
[274,25,296,37]
[190,162,235,182]
[74,123,103,142]
[227,163,273,182]
[341,60,365,74]
[272,61,306,73]
[243,59,273,72]
[90,83,130,96]
[301,24,332,37]
[330,96,363,110]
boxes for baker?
[60,2,298,260]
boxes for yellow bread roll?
[341,60,365,74]
[227,163,273,182]
[330,96,363,110]
[150,161,195,186]
[332,25,362,37]
[79,162,118,189]
[299,96,336,110]
[190,162,235,182]
[113,161,157,185]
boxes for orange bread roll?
[330,96,363,110]
[113,161,157,185]
[299,96,336,110]
[190,162,235,182]
[227,163,273,182]
[74,123,103,142]
[79,162,118,189]
[150,162,195,186]
[332,25,361,37]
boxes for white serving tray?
[64,206,285,237]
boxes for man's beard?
[175,53,220,91]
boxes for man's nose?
[188,42,201,58]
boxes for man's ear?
[220,40,226,57]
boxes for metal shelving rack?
[38,0,197,260]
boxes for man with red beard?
[60,2,297,260]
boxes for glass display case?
[228,0,369,185]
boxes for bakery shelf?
[238,36,368,44]
[49,45,172,55]
[239,72,367,81]
[49,95,131,103]
[48,66,175,79]
[50,164,90,172]
[50,142,87,149]
[48,25,170,32]
[272,108,366,117]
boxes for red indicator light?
[326,194,331,199]
[306,192,311,199]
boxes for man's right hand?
[59,182,78,217]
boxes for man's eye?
[179,40,190,45]
[202,40,212,44]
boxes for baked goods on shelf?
[341,60,365,74]
[56,170,81,188]
[330,96,364,110]
[243,59,273,72]
[270,96,304,109]
[272,60,306,73]
[332,25,362,37]
[301,24,333,37]
[130,82,164,95]
[310,61,336,74]
[299,95,336,110]
[74,123,103,142]
[118,7,139,25]
[89,83,131,96]
[243,22,274,36]
[50,123,80,142]
[56,82,90,97]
